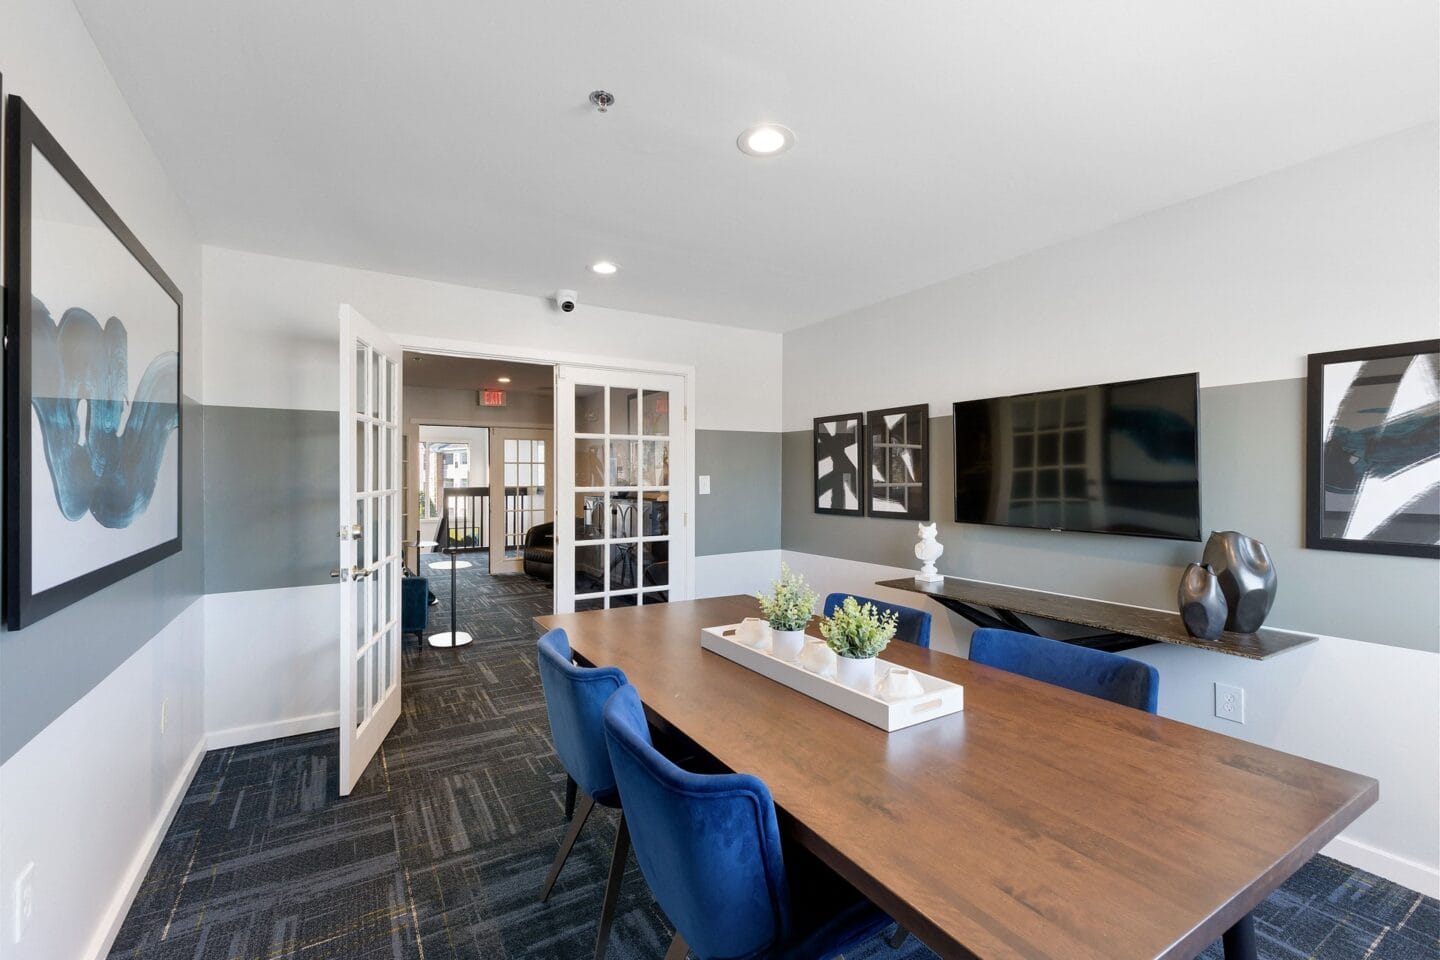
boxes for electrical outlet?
[160,697,170,734]
[1214,682,1245,724]
[13,862,33,944]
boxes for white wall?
[0,1,206,956]
[204,245,782,431]
[779,125,1440,894]
[782,123,1437,429]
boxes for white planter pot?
[835,655,877,692]
[771,629,806,662]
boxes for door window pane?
[609,542,639,591]
[611,387,639,435]
[643,391,670,436]
[576,545,605,594]
[576,495,606,540]
[642,441,669,486]
[576,439,606,486]
[643,541,669,587]
[642,493,669,536]
[575,384,605,432]
[610,440,638,487]
[611,496,639,538]
[355,344,366,411]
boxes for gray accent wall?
[0,395,205,764]
[696,430,782,555]
[783,379,1438,654]
[203,406,339,593]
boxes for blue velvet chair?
[968,628,1159,713]
[823,593,933,649]
[602,684,892,960]
[401,576,429,648]
[537,628,632,960]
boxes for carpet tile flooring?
[110,566,1438,959]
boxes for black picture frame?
[1305,338,1439,559]
[4,95,184,629]
[866,403,930,520]
[813,413,865,516]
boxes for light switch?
[698,475,711,495]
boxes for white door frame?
[391,333,698,608]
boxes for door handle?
[336,523,363,540]
[329,565,372,581]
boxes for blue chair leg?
[664,932,689,960]
[593,814,630,960]
[540,793,595,901]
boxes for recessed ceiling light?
[589,260,619,275]
[738,123,795,157]
[497,376,512,384]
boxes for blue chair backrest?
[603,685,791,959]
[969,628,1158,713]
[537,629,629,803]
[823,593,933,649]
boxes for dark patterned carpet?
[109,567,1438,959]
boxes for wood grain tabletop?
[535,596,1376,960]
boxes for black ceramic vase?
[1201,531,1277,634]
[1177,563,1227,640]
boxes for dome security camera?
[554,289,578,313]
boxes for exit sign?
[479,389,507,407]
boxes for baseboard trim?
[206,711,339,750]
[1323,834,1440,898]
[86,737,206,960]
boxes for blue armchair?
[602,684,892,960]
[823,592,933,648]
[536,629,632,960]
[401,576,429,647]
[969,628,1159,713]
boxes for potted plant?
[820,596,899,692]
[755,563,818,662]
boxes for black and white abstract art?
[866,404,929,520]
[1306,339,1440,559]
[814,413,864,516]
[5,96,183,629]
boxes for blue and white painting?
[26,147,180,595]
[1319,350,1439,550]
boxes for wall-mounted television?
[953,373,1201,541]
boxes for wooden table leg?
[1222,912,1256,960]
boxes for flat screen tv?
[953,373,1201,541]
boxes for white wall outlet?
[13,861,34,944]
[160,697,170,734]
[698,475,711,495]
[1214,682,1245,724]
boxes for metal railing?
[438,486,546,552]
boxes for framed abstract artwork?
[866,403,929,520]
[4,96,184,629]
[1305,339,1439,559]
[814,413,864,516]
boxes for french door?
[336,304,403,796]
[555,366,689,613]
[488,428,552,575]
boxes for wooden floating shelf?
[876,576,1316,661]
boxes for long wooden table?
[535,596,1377,960]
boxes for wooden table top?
[535,596,1376,960]
[878,576,1317,660]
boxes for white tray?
[699,624,964,732]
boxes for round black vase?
[1201,531,1277,634]
[1177,562,1227,640]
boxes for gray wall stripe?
[782,379,1438,655]
[696,430,782,555]
[203,406,339,594]
[0,395,205,764]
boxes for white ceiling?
[76,0,1437,332]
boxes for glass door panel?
[555,369,688,613]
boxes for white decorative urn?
[914,522,944,582]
